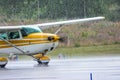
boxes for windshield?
[21,27,42,36]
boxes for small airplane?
[0,16,104,68]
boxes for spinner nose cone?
[53,35,65,42]
[54,35,61,41]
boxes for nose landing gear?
[34,54,50,66]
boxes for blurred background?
[0,0,120,58]
[0,0,120,24]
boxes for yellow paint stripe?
[0,41,51,48]
[0,38,48,45]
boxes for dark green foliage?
[0,0,120,22]
[74,43,81,47]
[81,32,88,38]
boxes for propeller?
[53,25,68,43]
[57,32,68,43]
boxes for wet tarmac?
[0,57,120,80]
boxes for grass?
[48,44,120,58]
[0,44,120,59]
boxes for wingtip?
[97,16,105,19]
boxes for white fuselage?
[0,42,58,55]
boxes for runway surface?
[0,56,120,80]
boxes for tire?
[0,64,6,68]
[37,60,42,64]
[43,62,49,65]
[37,60,49,66]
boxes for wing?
[38,16,105,29]
[0,16,105,33]
[0,26,21,33]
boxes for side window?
[0,33,7,39]
[8,31,20,39]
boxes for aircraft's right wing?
[0,16,105,33]
[37,16,105,29]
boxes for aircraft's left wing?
[0,26,21,33]
[37,16,105,29]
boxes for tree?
[0,0,119,22]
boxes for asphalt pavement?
[0,56,120,80]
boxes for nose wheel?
[0,58,8,68]
[34,54,50,66]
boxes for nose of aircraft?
[25,32,62,42]
[48,34,60,42]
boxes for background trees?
[0,0,120,47]
[0,0,120,23]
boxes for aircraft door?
[8,30,22,40]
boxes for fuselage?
[0,26,60,55]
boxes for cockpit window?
[21,27,42,37]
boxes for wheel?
[37,60,49,66]
[0,57,8,68]
[0,64,6,68]
[37,60,42,64]
[43,62,49,65]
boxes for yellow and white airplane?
[0,17,104,68]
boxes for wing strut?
[0,37,35,58]
[54,25,64,34]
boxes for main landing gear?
[33,54,50,66]
[0,57,8,68]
